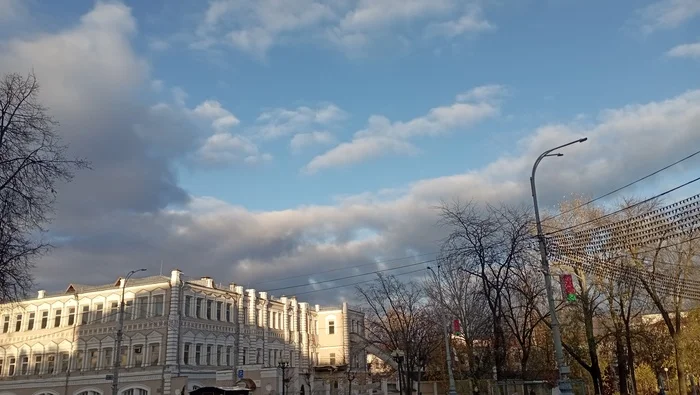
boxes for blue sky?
[1,0,700,301]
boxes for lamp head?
[578,137,588,143]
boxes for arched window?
[121,388,148,395]
[35,392,59,395]
[76,390,101,395]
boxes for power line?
[543,148,700,223]
[545,175,700,236]
[291,268,427,296]
[265,258,438,293]
[253,251,438,288]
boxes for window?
[195,344,202,365]
[216,301,222,320]
[68,307,76,326]
[8,357,16,376]
[103,348,113,369]
[75,350,84,371]
[226,346,232,366]
[77,391,102,395]
[196,298,203,318]
[243,307,248,324]
[268,349,272,366]
[53,309,62,327]
[184,296,192,317]
[153,295,164,316]
[183,343,191,365]
[206,344,212,365]
[255,308,260,326]
[226,303,232,322]
[217,345,223,365]
[133,345,143,367]
[89,349,98,370]
[20,356,28,374]
[329,353,336,365]
[256,348,261,364]
[95,304,103,321]
[81,305,90,324]
[47,354,55,374]
[121,389,148,395]
[124,300,133,320]
[242,347,247,364]
[150,343,160,366]
[27,312,35,330]
[328,320,335,335]
[2,315,9,333]
[120,346,128,367]
[137,296,149,319]
[271,312,276,328]
[0,358,3,375]
[289,350,294,367]
[41,311,48,329]
[206,300,212,320]
[33,355,42,375]
[59,352,69,372]
[109,302,118,321]
[15,314,22,332]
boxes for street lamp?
[278,361,290,395]
[530,137,587,395]
[391,350,405,395]
[427,266,458,395]
[111,268,147,395]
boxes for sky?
[0,0,699,303]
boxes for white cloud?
[192,0,492,57]
[667,42,700,59]
[193,100,241,131]
[456,84,509,102]
[148,37,171,51]
[198,133,272,165]
[304,87,504,173]
[425,9,494,38]
[291,131,336,152]
[255,103,347,140]
[636,0,700,33]
[0,0,25,22]
[151,79,164,92]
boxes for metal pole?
[112,269,146,395]
[530,137,586,395]
[427,266,458,395]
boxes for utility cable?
[543,148,700,223]
[291,268,427,296]
[265,257,438,293]
[545,175,700,236]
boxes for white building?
[0,269,367,395]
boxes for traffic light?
[561,274,577,302]
[453,319,462,336]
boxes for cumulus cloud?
[304,87,504,173]
[290,131,336,153]
[198,133,273,165]
[667,42,700,59]
[193,99,241,131]
[191,0,493,57]
[634,0,700,33]
[255,103,347,140]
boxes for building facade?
[0,270,367,395]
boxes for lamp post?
[391,350,405,395]
[278,361,290,395]
[427,266,458,395]
[111,268,147,395]
[530,137,587,395]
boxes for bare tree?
[439,200,532,379]
[356,274,441,395]
[0,72,88,301]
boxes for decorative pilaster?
[165,269,183,371]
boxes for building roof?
[45,275,171,298]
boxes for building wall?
[0,270,366,395]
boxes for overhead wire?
[543,148,700,223]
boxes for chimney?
[200,276,214,288]
[37,290,46,299]
[171,269,182,286]
[260,292,268,300]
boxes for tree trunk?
[584,311,603,395]
[624,319,637,395]
[615,329,629,395]
[674,334,687,395]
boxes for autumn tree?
[0,72,88,301]
[439,201,533,379]
[356,274,441,395]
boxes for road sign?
[237,369,244,379]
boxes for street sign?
[237,369,244,379]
